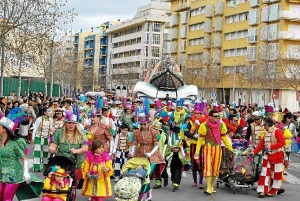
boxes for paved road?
[15,149,300,201]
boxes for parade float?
[133,59,198,101]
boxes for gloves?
[129,145,136,157]
[145,145,159,158]
[162,144,168,157]
[166,153,173,161]
[194,120,200,125]
[180,147,186,158]
[193,134,199,139]
[23,160,31,184]
[109,140,114,156]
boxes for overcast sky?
[66,0,151,31]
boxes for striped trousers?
[114,150,129,177]
[33,137,49,172]
[203,143,222,177]
[257,155,283,195]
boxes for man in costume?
[253,118,285,197]
[170,99,187,146]
[194,109,233,195]
[183,100,207,188]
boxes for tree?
[0,0,68,96]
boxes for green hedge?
[3,77,60,97]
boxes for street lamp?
[229,0,239,103]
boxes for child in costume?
[42,166,70,201]
[112,123,133,182]
[82,140,113,201]
[166,139,189,192]
[115,157,151,201]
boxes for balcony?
[170,14,179,27]
[280,11,300,21]
[215,1,224,16]
[214,17,223,32]
[204,35,211,49]
[174,2,190,12]
[214,33,222,48]
[205,5,214,18]
[204,19,212,33]
[100,51,107,56]
[202,52,211,65]
[100,42,107,46]
[278,31,300,40]
[100,61,106,66]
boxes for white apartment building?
[106,1,170,96]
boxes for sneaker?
[192,183,197,187]
[277,188,285,195]
[258,192,266,198]
[199,184,204,189]
[114,176,120,182]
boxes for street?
[16,149,300,201]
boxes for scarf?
[174,109,185,122]
[206,117,221,144]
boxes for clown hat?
[156,100,163,109]
[64,111,78,123]
[213,105,222,112]
[273,112,284,123]
[176,99,184,108]
[167,100,173,107]
[51,165,69,177]
[152,121,162,130]
[0,117,15,136]
[138,113,150,124]
[173,139,183,147]
[265,105,274,114]
[90,108,101,116]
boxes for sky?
[66,0,151,31]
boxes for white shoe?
[114,176,120,182]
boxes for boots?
[153,179,162,189]
[211,176,217,193]
[172,183,180,192]
[204,176,212,195]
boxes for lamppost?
[230,0,239,103]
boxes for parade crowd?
[0,91,300,201]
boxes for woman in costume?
[0,117,39,201]
[49,111,88,192]
[130,111,165,200]
[121,104,134,131]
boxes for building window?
[224,48,247,57]
[225,30,248,40]
[248,9,259,25]
[189,37,204,46]
[153,22,161,32]
[189,23,204,32]
[269,4,280,22]
[152,34,160,45]
[225,12,248,24]
[247,46,257,61]
[190,6,205,17]
[188,53,203,61]
[144,46,148,57]
[248,28,258,43]
[152,47,160,58]
[144,33,149,44]
[268,24,279,41]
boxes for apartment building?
[167,0,300,111]
[106,1,170,96]
[73,21,121,92]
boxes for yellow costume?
[195,120,233,194]
[42,177,70,201]
[81,151,113,198]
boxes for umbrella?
[16,181,43,201]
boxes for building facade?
[167,0,300,111]
[73,21,121,92]
[106,1,170,97]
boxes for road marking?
[285,171,300,185]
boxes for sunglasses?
[212,115,219,118]
[91,116,100,118]
[194,112,202,115]
[140,123,147,126]
[234,120,238,122]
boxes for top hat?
[138,113,150,124]
[0,117,15,136]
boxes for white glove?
[180,147,186,158]
[193,134,199,139]
[23,160,31,184]
[194,120,200,125]
[166,153,173,161]
[162,144,168,157]
[129,145,136,157]
[109,140,114,156]
[145,145,159,158]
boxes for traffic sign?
[211,92,217,99]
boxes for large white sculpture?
[133,59,198,100]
